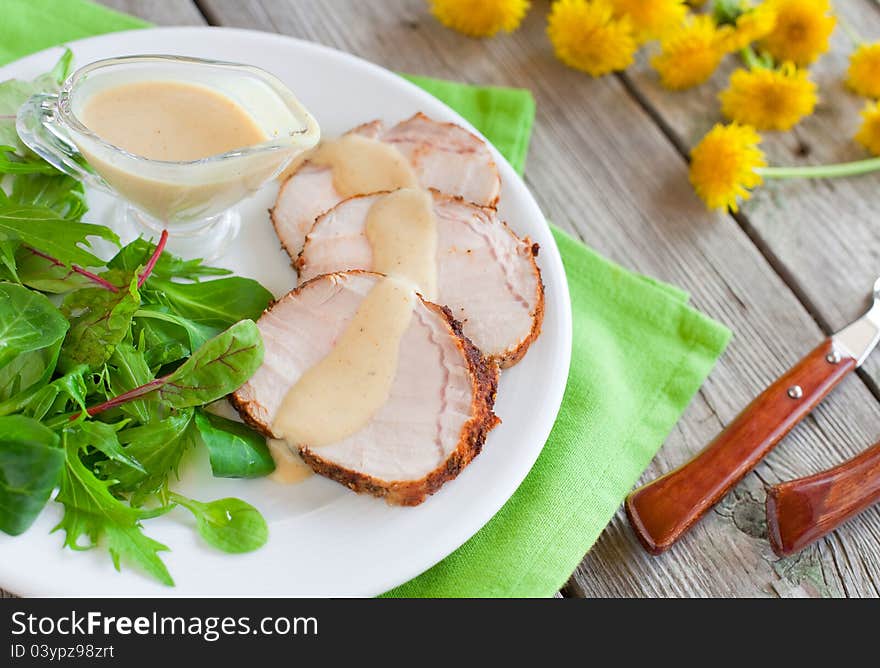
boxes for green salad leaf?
[67,420,144,474]
[59,272,140,372]
[171,493,269,554]
[134,305,215,352]
[10,172,87,219]
[145,276,273,329]
[106,340,156,424]
[0,50,277,587]
[54,435,173,586]
[158,320,263,409]
[108,237,230,281]
[15,247,94,293]
[103,409,196,505]
[0,416,64,536]
[0,282,68,367]
[0,48,72,151]
[132,315,191,368]
[0,202,119,269]
[194,409,275,478]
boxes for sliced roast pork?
[231,271,500,506]
[296,190,544,368]
[271,113,501,259]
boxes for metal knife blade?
[832,277,880,366]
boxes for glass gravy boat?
[17,55,320,259]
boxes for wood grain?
[196,0,880,598]
[767,439,880,556]
[628,339,856,555]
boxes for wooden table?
[7,0,879,598]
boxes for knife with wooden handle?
[626,278,880,555]
[766,441,880,556]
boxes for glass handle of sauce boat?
[16,93,111,192]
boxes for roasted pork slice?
[231,271,500,506]
[296,190,544,367]
[271,113,501,259]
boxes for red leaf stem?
[138,229,168,288]
[27,247,119,293]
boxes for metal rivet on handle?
[787,385,804,399]
[826,350,842,364]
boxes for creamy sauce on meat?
[266,438,313,483]
[365,188,437,300]
[271,131,440,467]
[280,133,417,193]
[81,80,267,161]
[272,276,415,447]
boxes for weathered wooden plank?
[98,0,206,24]
[195,0,880,597]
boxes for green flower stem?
[756,157,880,179]
[740,45,773,70]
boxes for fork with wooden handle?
[626,278,880,555]
[766,441,880,556]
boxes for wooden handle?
[626,338,855,555]
[766,441,880,556]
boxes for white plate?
[0,27,572,596]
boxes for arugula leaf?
[103,409,195,505]
[158,320,263,409]
[59,272,140,372]
[146,277,272,329]
[54,435,173,586]
[108,237,230,281]
[66,420,144,474]
[0,282,68,367]
[0,202,119,268]
[194,409,275,478]
[170,493,268,554]
[0,415,64,536]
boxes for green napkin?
[1,0,731,598]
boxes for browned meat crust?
[230,271,501,506]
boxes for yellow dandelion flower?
[717,4,778,53]
[429,0,530,38]
[651,15,726,90]
[689,123,766,211]
[719,64,817,131]
[855,102,880,156]
[759,0,835,66]
[609,0,687,43]
[547,0,637,77]
[847,43,880,99]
